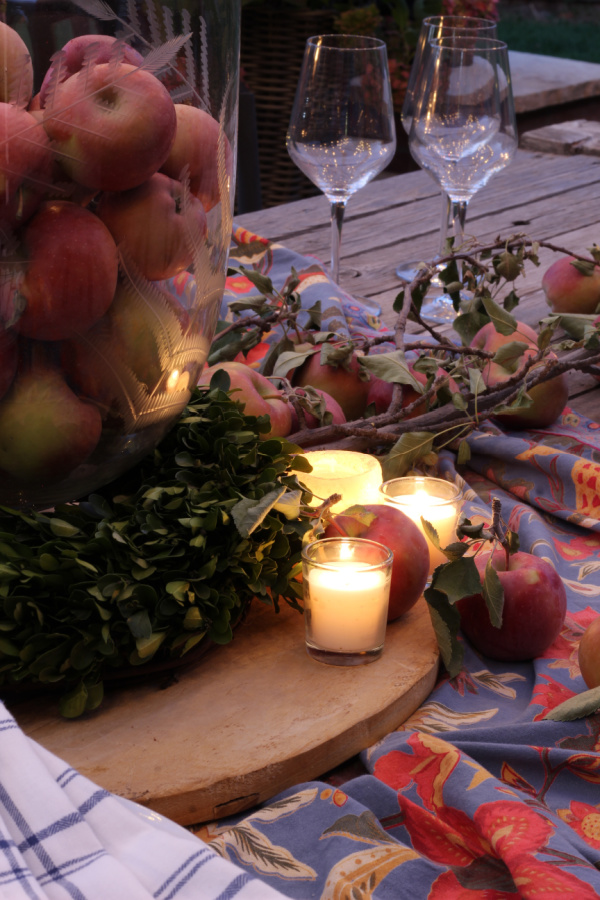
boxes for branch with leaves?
[216,235,600,478]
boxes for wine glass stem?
[438,191,451,259]
[450,198,468,280]
[330,201,346,284]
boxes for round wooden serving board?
[9,597,439,827]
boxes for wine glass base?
[396,259,444,288]
[420,293,458,324]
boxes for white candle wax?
[397,489,458,572]
[300,451,383,513]
[306,563,389,652]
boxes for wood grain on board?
[13,599,439,827]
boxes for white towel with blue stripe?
[0,703,286,899]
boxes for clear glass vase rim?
[306,34,387,51]
[302,537,394,569]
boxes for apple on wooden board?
[160,104,233,212]
[470,320,569,429]
[456,548,567,661]
[199,361,293,438]
[293,350,372,422]
[542,256,600,314]
[0,21,34,105]
[0,362,102,482]
[43,62,177,192]
[39,34,144,107]
[17,201,119,341]
[578,616,600,689]
[97,173,208,281]
[324,503,430,621]
[288,386,346,431]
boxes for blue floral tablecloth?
[199,227,600,898]
[1,226,600,899]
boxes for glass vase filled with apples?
[0,0,239,508]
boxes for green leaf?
[492,341,531,372]
[59,682,89,719]
[481,296,518,336]
[271,348,316,378]
[423,587,463,677]
[50,519,81,538]
[431,557,482,607]
[358,351,422,390]
[232,487,287,538]
[136,631,166,659]
[383,432,434,479]
[453,309,489,345]
[469,368,486,397]
[544,685,600,721]
[273,490,303,520]
[457,440,471,466]
[483,559,504,628]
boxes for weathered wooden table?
[235,147,600,425]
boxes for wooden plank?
[12,598,439,827]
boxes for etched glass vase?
[0,0,240,507]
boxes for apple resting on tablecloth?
[456,548,567,662]
[0,24,232,506]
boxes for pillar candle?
[306,562,389,652]
[299,450,383,513]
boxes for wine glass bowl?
[396,14,498,312]
[407,35,517,323]
[287,34,396,284]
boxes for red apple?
[456,549,567,661]
[542,256,600,315]
[578,616,600,689]
[0,362,102,482]
[289,387,346,431]
[0,21,33,105]
[39,34,144,107]
[293,350,372,422]
[199,361,292,438]
[366,363,458,418]
[43,63,177,192]
[470,320,569,429]
[324,503,430,621]
[96,173,207,281]
[17,201,118,341]
[160,104,233,212]
[0,104,53,208]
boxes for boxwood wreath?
[0,383,314,718]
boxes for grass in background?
[497,4,600,62]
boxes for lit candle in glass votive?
[379,476,463,575]
[298,450,382,513]
[302,537,393,666]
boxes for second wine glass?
[287,34,396,285]
[397,14,498,295]
[408,36,518,320]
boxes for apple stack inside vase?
[0,23,233,508]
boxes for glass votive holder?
[379,476,463,577]
[301,537,393,666]
[298,450,383,513]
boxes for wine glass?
[287,34,397,285]
[397,16,497,321]
[408,35,517,321]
